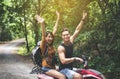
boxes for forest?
[0,0,120,79]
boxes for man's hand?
[82,11,87,21]
[35,15,44,23]
[74,57,84,63]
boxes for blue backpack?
[30,41,48,74]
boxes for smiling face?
[62,30,71,42]
[45,31,54,46]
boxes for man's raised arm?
[70,11,87,43]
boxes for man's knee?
[60,74,66,79]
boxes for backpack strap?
[44,44,48,57]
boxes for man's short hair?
[61,28,70,34]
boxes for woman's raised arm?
[35,15,46,53]
[52,11,60,36]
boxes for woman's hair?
[46,31,54,46]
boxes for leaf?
[3,0,12,7]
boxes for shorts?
[60,68,76,79]
[41,67,52,72]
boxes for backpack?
[30,41,48,74]
[31,41,42,67]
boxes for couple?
[35,11,87,79]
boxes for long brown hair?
[46,31,54,46]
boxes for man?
[57,11,87,79]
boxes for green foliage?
[73,0,120,78]
[18,46,28,56]
[1,0,120,78]
[0,28,12,41]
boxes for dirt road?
[0,39,36,79]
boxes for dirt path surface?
[0,39,37,79]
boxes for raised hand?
[56,10,60,17]
[82,11,87,20]
[35,15,44,23]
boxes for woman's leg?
[45,69,66,79]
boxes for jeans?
[41,67,52,72]
[60,68,76,79]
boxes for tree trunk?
[24,7,30,53]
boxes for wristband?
[81,19,85,21]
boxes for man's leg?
[73,72,83,79]
[60,68,76,79]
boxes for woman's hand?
[35,15,44,23]
[56,10,60,18]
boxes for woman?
[35,11,66,79]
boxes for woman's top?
[40,45,56,69]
